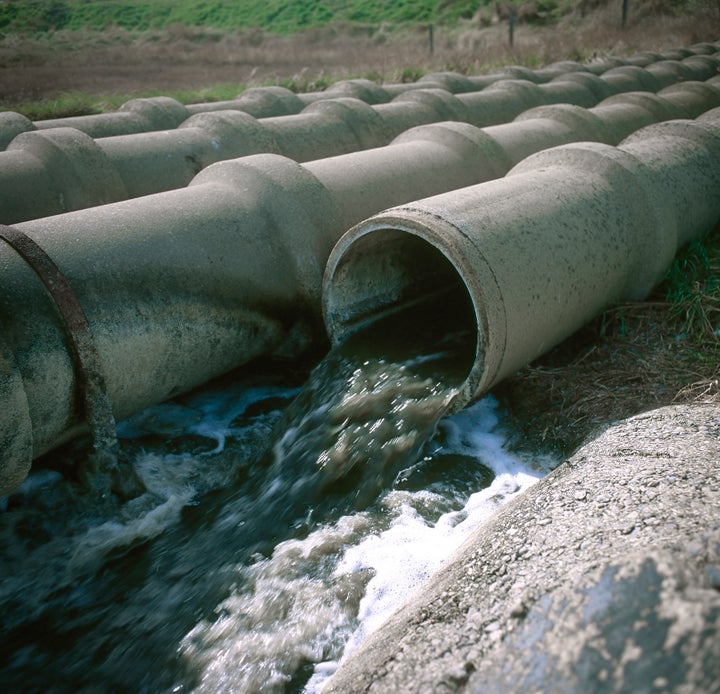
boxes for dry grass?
[1,1,719,108]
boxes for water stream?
[0,293,555,692]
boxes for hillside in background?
[1,0,718,113]
[0,0,704,34]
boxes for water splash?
[178,396,553,693]
[0,296,555,691]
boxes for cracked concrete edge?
[324,402,720,693]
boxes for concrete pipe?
[0,112,36,150]
[34,96,192,139]
[0,119,558,496]
[0,127,131,222]
[3,89,720,497]
[184,85,307,116]
[6,57,716,225]
[322,116,720,418]
[0,72,521,148]
[3,46,712,148]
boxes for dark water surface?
[0,295,551,692]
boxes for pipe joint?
[324,78,390,104]
[485,79,547,108]
[537,79,598,108]
[180,109,281,159]
[119,96,191,131]
[0,111,36,150]
[302,97,390,150]
[190,153,339,302]
[689,42,719,54]
[419,72,476,93]
[496,65,545,83]
[236,86,305,116]
[391,121,513,180]
[6,127,128,220]
[621,119,720,247]
[559,72,615,100]
[603,65,661,92]
[515,103,610,143]
[646,60,695,87]
[682,55,720,80]
[599,91,683,121]
[391,88,470,122]
[657,81,720,118]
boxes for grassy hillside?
[0,0,480,34]
[0,0,700,35]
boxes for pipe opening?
[323,226,479,392]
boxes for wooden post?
[428,23,434,55]
[621,0,629,27]
[509,8,515,48]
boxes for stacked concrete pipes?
[2,51,720,224]
[322,110,720,417]
[1,41,716,148]
[1,77,720,496]
[0,66,605,147]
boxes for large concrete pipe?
[322,115,720,422]
[3,54,718,225]
[2,97,720,498]
[2,43,717,149]
[0,61,610,147]
[0,123,512,496]
[0,73,516,147]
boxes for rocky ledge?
[325,402,720,692]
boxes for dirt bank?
[1,4,718,108]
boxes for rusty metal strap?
[0,224,119,463]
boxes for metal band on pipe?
[0,224,119,466]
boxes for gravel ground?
[325,402,720,693]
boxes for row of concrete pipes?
[1,41,717,147]
[2,50,720,223]
[1,44,720,497]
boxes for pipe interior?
[325,228,479,379]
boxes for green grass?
[5,84,256,120]
[0,0,701,35]
[0,0,478,35]
[663,235,720,343]
[4,74,380,120]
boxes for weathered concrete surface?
[323,116,720,415]
[324,403,720,693]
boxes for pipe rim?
[0,328,33,497]
[322,212,502,414]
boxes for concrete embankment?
[323,401,720,692]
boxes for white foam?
[303,396,554,691]
[173,395,554,693]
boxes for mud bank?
[325,401,720,692]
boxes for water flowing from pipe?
[0,292,553,691]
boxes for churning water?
[0,296,554,692]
